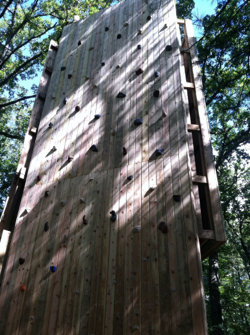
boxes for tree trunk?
[209,251,224,335]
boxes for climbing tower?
[0,0,226,334]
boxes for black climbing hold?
[117,34,122,39]
[45,190,49,197]
[83,215,88,225]
[153,90,160,98]
[173,195,181,202]
[137,45,142,50]
[127,175,133,181]
[165,45,172,51]
[90,145,98,152]
[123,147,127,156]
[101,62,105,66]
[44,222,49,232]
[134,118,143,126]
[155,71,160,78]
[19,258,25,265]
[78,40,81,46]
[68,156,73,162]
[155,148,164,156]
[110,210,117,222]
[61,66,66,71]
[63,97,67,105]
[147,15,152,20]
[158,222,168,234]
[136,68,143,75]
[105,27,109,31]
[50,266,56,272]
[75,105,81,112]
[68,74,72,79]
[117,92,126,98]
[48,122,53,129]
[94,114,101,119]
[37,175,42,182]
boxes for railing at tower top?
[177,19,226,260]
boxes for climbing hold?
[155,148,164,156]
[158,221,168,234]
[63,97,67,105]
[165,45,172,51]
[101,62,105,66]
[61,66,66,71]
[155,71,160,78]
[80,198,85,203]
[117,34,122,39]
[68,74,72,79]
[138,29,142,35]
[123,147,127,156]
[90,145,98,152]
[84,75,90,80]
[30,316,34,320]
[123,22,129,27]
[60,200,66,207]
[75,290,79,294]
[19,258,25,265]
[52,146,57,151]
[116,64,121,69]
[111,129,116,136]
[37,175,42,182]
[147,15,152,20]
[44,222,49,232]
[105,27,109,31]
[164,23,167,29]
[150,185,157,191]
[94,114,101,119]
[153,90,160,97]
[89,175,94,181]
[134,118,143,126]
[78,40,81,46]
[127,175,133,181]
[50,266,56,272]
[162,110,167,117]
[45,190,49,197]
[173,195,181,202]
[62,235,67,244]
[20,285,26,291]
[49,122,53,129]
[68,156,73,162]
[133,226,141,233]
[22,208,30,216]
[117,92,126,98]
[83,215,88,225]
[110,210,117,222]
[137,44,142,50]
[136,68,143,75]
[75,105,81,112]
[93,83,98,88]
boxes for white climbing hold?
[80,198,85,203]
[150,185,157,190]
[89,175,94,181]
[138,29,143,35]
[93,83,98,88]
[133,226,141,233]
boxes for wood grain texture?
[0,1,226,334]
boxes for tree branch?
[0,131,24,140]
[0,0,13,19]
[0,94,36,109]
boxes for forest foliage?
[0,1,249,334]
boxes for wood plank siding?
[0,1,225,334]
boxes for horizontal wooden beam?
[199,230,215,240]
[187,124,200,132]
[19,167,26,180]
[192,175,207,184]
[30,127,37,135]
[180,47,190,53]
[183,82,195,89]
[177,19,185,25]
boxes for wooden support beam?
[177,19,185,25]
[0,230,11,275]
[199,230,215,240]
[187,124,200,132]
[19,167,26,180]
[183,82,195,89]
[192,175,207,184]
[30,127,37,135]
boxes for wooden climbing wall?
[0,0,226,333]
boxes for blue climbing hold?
[94,114,101,119]
[110,210,117,222]
[155,148,164,156]
[50,266,56,272]
[117,92,126,98]
[134,118,143,126]
[44,222,49,232]
[90,145,98,152]
[127,175,133,181]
